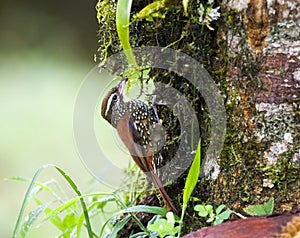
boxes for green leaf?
[195,204,232,226]
[12,164,93,238]
[135,0,168,21]
[54,166,93,238]
[178,140,201,237]
[182,0,189,15]
[116,205,168,216]
[109,215,131,238]
[100,205,166,237]
[116,0,137,66]
[33,198,65,232]
[63,213,78,229]
[42,197,79,222]
[243,197,274,216]
[194,205,208,217]
[6,176,31,182]
[215,204,226,215]
[20,202,51,238]
[129,232,148,238]
[44,207,65,231]
[219,210,232,220]
[166,212,175,225]
[76,196,116,237]
[12,164,54,238]
[265,197,275,213]
[214,209,232,225]
[183,140,201,206]
[148,217,179,237]
[205,205,214,216]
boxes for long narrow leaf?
[42,193,116,224]
[34,197,65,231]
[182,0,189,15]
[183,140,201,206]
[9,176,68,205]
[77,200,109,238]
[44,207,65,231]
[75,196,115,238]
[109,215,131,238]
[20,202,51,238]
[54,166,93,238]
[7,176,31,182]
[116,0,137,66]
[12,164,54,238]
[115,205,167,216]
[178,140,201,237]
[99,205,166,237]
[42,197,79,222]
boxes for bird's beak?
[117,77,128,95]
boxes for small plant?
[131,212,180,238]
[197,0,221,30]
[148,212,180,238]
[194,204,232,226]
[12,165,96,238]
[12,164,170,238]
[243,197,274,216]
[134,0,172,22]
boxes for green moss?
[95,0,117,62]
[95,0,299,235]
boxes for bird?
[101,78,178,214]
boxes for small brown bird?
[101,78,178,214]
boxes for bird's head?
[101,78,128,127]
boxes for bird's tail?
[149,170,179,215]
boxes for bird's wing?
[116,112,148,172]
[128,114,153,172]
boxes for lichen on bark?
[95,0,299,235]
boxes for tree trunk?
[96,0,299,235]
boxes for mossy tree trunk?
[96,0,299,235]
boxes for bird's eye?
[112,94,118,101]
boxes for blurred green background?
[0,0,112,237]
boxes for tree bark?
[96,0,299,235]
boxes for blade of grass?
[109,215,131,238]
[8,177,67,206]
[116,0,138,67]
[43,193,116,223]
[54,166,93,238]
[13,165,113,238]
[76,197,116,238]
[182,140,201,206]
[20,202,52,238]
[178,140,201,237]
[33,198,65,232]
[43,207,65,231]
[115,205,167,216]
[12,164,54,238]
[7,176,31,182]
[99,205,167,237]
[42,197,79,222]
